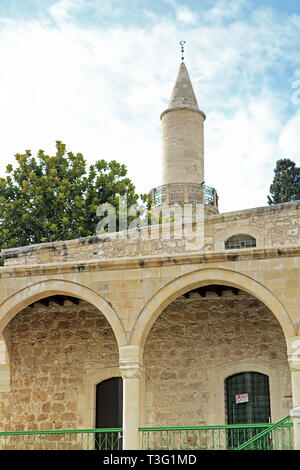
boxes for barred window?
[225,372,271,448]
[225,234,256,250]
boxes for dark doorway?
[95,377,123,450]
[225,372,271,449]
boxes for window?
[225,372,271,449]
[225,234,256,250]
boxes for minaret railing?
[149,182,218,211]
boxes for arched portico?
[130,267,295,350]
[138,267,294,441]
[0,278,127,347]
[0,280,125,433]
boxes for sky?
[0,0,300,213]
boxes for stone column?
[287,336,300,449]
[290,407,300,450]
[119,345,144,450]
[0,332,10,393]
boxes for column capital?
[120,364,145,380]
[287,336,300,371]
[291,407,300,418]
[119,345,144,379]
[290,407,300,450]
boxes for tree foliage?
[0,141,145,250]
[267,158,300,205]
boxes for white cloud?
[205,94,283,212]
[48,0,85,22]
[204,0,249,22]
[176,6,198,24]
[0,17,170,195]
[278,112,300,162]
[0,0,299,213]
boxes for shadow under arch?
[0,278,127,347]
[130,267,295,351]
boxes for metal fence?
[0,428,122,451]
[0,419,293,451]
[139,418,293,451]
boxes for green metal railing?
[0,419,294,451]
[0,428,122,451]
[139,417,293,451]
[234,415,292,450]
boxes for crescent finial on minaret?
[180,40,186,61]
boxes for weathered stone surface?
[144,292,291,427]
[1,301,119,431]
[1,201,299,266]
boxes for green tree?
[0,141,145,250]
[267,158,300,205]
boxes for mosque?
[0,55,300,450]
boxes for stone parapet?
[0,245,300,279]
[206,200,300,251]
[1,200,300,266]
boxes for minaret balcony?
[149,182,218,213]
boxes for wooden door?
[96,377,123,449]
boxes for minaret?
[160,61,206,186]
[149,53,218,216]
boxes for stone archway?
[0,278,127,347]
[130,267,295,350]
[0,280,125,432]
[0,278,127,428]
[140,273,293,428]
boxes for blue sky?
[0,0,300,213]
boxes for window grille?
[225,371,271,448]
[225,234,256,250]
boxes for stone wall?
[206,201,300,251]
[0,299,119,431]
[143,290,292,427]
[0,284,294,433]
[2,201,300,266]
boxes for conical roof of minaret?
[161,62,205,119]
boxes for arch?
[130,267,295,350]
[0,278,127,347]
[214,226,264,251]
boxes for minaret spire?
[160,60,206,186]
[166,62,200,112]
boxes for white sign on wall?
[235,393,249,404]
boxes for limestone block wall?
[207,201,300,251]
[143,291,292,427]
[1,202,300,266]
[0,300,119,432]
